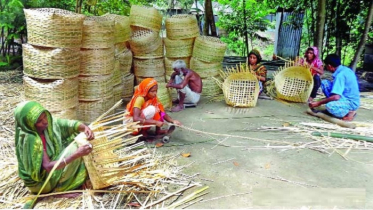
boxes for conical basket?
[192,36,227,63]
[165,14,200,39]
[129,5,162,32]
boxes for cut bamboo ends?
[192,36,227,63]
[164,38,194,58]
[165,14,200,39]
[129,5,162,32]
[81,16,115,49]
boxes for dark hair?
[306,47,314,52]
[248,51,262,63]
[324,54,341,67]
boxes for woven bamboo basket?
[190,57,221,79]
[133,40,164,59]
[164,57,191,78]
[164,38,194,58]
[24,8,85,48]
[165,14,200,39]
[192,36,227,63]
[129,28,162,55]
[157,82,172,109]
[113,84,123,104]
[50,106,77,120]
[22,43,80,79]
[23,76,78,112]
[133,58,165,77]
[273,63,313,102]
[202,77,222,97]
[102,14,131,43]
[81,16,114,49]
[80,48,115,76]
[78,74,113,101]
[112,68,123,86]
[115,48,132,74]
[135,75,166,85]
[114,42,130,55]
[129,5,162,32]
[77,97,114,124]
[122,73,134,98]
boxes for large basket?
[135,75,166,85]
[113,84,123,103]
[102,14,131,43]
[114,42,130,55]
[274,64,313,102]
[81,16,114,49]
[122,73,134,98]
[202,77,222,97]
[157,82,172,109]
[133,41,164,59]
[192,36,227,63]
[164,57,191,78]
[115,48,132,74]
[129,5,162,32]
[50,106,77,120]
[23,76,78,112]
[24,8,85,48]
[190,57,221,78]
[112,68,123,86]
[129,28,162,55]
[77,97,114,124]
[165,14,200,39]
[78,74,113,101]
[164,38,194,58]
[22,43,80,79]
[133,58,165,77]
[80,48,115,76]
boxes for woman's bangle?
[63,158,67,165]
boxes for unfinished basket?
[164,38,194,58]
[129,5,162,32]
[115,48,132,74]
[165,14,200,39]
[133,58,165,77]
[193,36,227,63]
[102,14,131,43]
[136,75,166,85]
[22,43,80,79]
[112,68,123,86]
[133,41,164,59]
[122,73,134,98]
[23,76,78,112]
[78,74,113,101]
[157,82,172,109]
[273,63,313,103]
[80,48,115,76]
[164,57,191,78]
[81,16,114,49]
[190,57,221,79]
[24,8,85,48]
[202,77,222,97]
[77,97,114,124]
[129,28,162,55]
[50,106,77,120]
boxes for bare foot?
[342,111,357,121]
[55,192,81,198]
[171,105,184,112]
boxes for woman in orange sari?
[126,78,182,136]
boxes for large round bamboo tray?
[81,16,114,49]
[165,14,200,39]
[190,57,222,79]
[192,36,227,63]
[113,84,123,103]
[202,77,222,97]
[23,76,78,112]
[22,43,80,79]
[133,58,165,77]
[115,48,132,74]
[77,96,114,124]
[102,14,131,43]
[24,8,85,48]
[112,68,123,86]
[135,75,166,85]
[133,41,164,59]
[164,38,194,58]
[78,74,113,101]
[157,82,172,109]
[80,48,115,76]
[129,5,162,32]
[164,57,191,78]
[122,73,134,98]
[274,65,313,103]
[50,106,77,120]
[129,28,162,55]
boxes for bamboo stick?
[311,131,373,142]
[306,108,356,129]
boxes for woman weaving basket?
[14,101,94,208]
[247,49,267,94]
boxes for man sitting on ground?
[309,54,360,121]
[166,60,203,112]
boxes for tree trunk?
[349,0,373,71]
[203,0,217,36]
[75,0,83,13]
[335,0,342,56]
[243,0,249,56]
[314,0,326,53]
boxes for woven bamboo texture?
[202,77,222,97]
[77,97,114,124]
[78,74,113,101]
[80,48,115,76]
[129,28,162,55]
[112,68,123,86]
[115,48,132,74]
[23,76,78,112]
[164,57,191,78]
[50,106,77,120]
[192,36,227,63]
[218,64,259,107]
[122,73,134,98]
[133,40,164,59]
[102,14,131,43]
[190,57,221,79]
[22,43,80,79]
[135,75,166,85]
[273,63,313,102]
[164,38,194,58]
[114,42,130,55]
[24,8,85,48]
[113,84,123,104]
[157,82,172,109]
[81,16,115,49]
[133,58,165,77]
[129,5,162,32]
[165,14,200,39]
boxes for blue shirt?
[331,65,360,109]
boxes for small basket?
[133,41,164,59]
[113,84,123,103]
[129,28,162,55]
[164,38,194,58]
[164,57,191,78]
[115,48,132,74]
[22,43,80,79]
[50,106,77,120]
[78,74,113,101]
[80,48,115,76]
[133,58,165,77]
[81,16,115,49]
[122,73,135,98]
[129,5,162,32]
[23,76,78,112]
[202,77,222,97]
[156,82,172,109]
[193,36,227,63]
[112,68,123,86]
[24,8,85,48]
[165,14,200,39]
[190,57,221,78]
[102,14,131,43]
[77,97,114,124]
[135,75,166,85]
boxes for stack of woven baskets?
[78,16,116,123]
[23,8,85,119]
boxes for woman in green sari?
[14,101,94,207]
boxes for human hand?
[172,120,182,126]
[83,125,94,140]
[155,121,164,127]
[76,143,93,157]
[308,101,320,108]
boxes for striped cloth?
[321,80,354,118]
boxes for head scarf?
[302,46,323,75]
[126,78,165,116]
[248,49,262,63]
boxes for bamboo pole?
[311,131,373,142]
[306,108,356,129]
